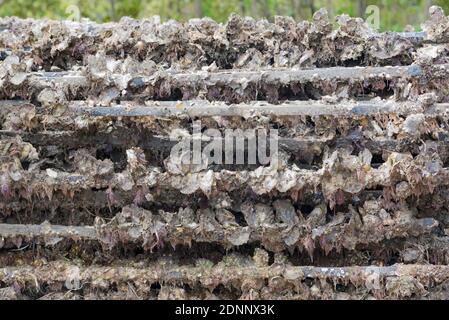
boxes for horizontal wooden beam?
[4,98,448,119]
[0,214,437,250]
[31,63,429,88]
[68,99,441,118]
[0,262,448,289]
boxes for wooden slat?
[0,223,96,240]
[1,262,449,287]
[68,99,436,117]
[33,63,429,87]
[4,99,448,119]
[0,214,438,250]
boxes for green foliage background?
[0,0,448,31]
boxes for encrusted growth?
[2,6,449,300]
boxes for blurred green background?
[0,0,448,31]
